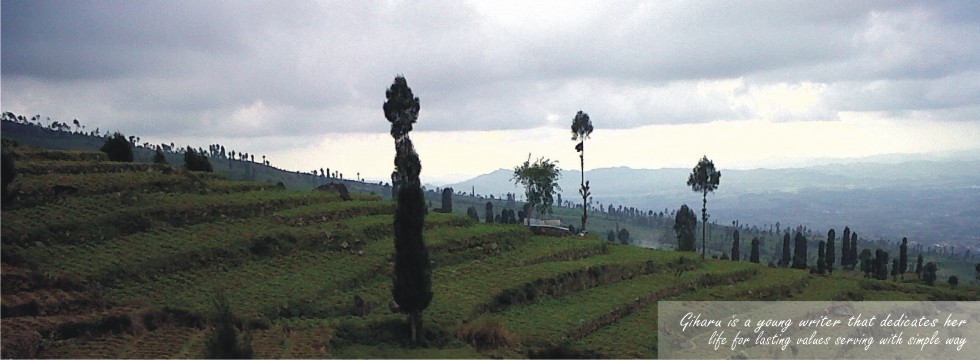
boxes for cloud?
[2,0,978,143]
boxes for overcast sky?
[3,0,979,183]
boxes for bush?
[466,206,480,222]
[100,132,134,162]
[203,289,253,359]
[184,147,213,172]
[456,317,520,351]
[2,146,16,203]
[923,262,938,286]
[948,275,958,288]
[617,228,630,244]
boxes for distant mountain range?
[447,158,980,248]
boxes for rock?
[314,182,352,201]
[353,295,368,317]
[52,185,79,197]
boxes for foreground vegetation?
[1,147,977,358]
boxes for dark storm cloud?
[2,0,978,139]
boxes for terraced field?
[1,148,976,358]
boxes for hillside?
[1,146,976,358]
[450,160,980,250]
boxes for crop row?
[498,262,758,347]
[12,149,108,162]
[272,199,394,226]
[15,160,166,176]
[102,220,531,319]
[7,171,243,209]
[327,242,700,330]
[20,211,404,284]
[571,263,771,358]
[0,288,102,317]
[3,190,348,247]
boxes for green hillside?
[1,146,976,358]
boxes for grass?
[2,146,977,359]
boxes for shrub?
[948,275,958,288]
[466,206,480,222]
[100,132,134,162]
[203,289,253,359]
[2,146,16,203]
[456,317,520,351]
[923,262,938,286]
[617,228,630,244]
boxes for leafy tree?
[571,110,594,233]
[385,75,431,343]
[826,229,835,274]
[617,228,630,245]
[922,262,938,286]
[687,155,720,259]
[512,156,561,221]
[153,149,168,164]
[874,249,889,281]
[899,237,908,279]
[184,147,213,172]
[750,237,760,263]
[607,230,617,243]
[948,275,958,288]
[100,132,134,162]
[673,204,697,252]
[792,231,807,269]
[466,206,480,222]
[203,289,253,359]
[859,249,873,277]
[731,229,740,261]
[485,202,494,224]
[441,187,453,213]
[780,232,791,267]
[816,240,827,274]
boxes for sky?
[3,0,980,184]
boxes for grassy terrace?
[2,148,976,358]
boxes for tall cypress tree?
[841,226,851,267]
[731,229,740,262]
[915,253,924,279]
[850,232,858,269]
[899,237,908,280]
[780,232,791,267]
[750,237,760,264]
[385,76,431,343]
[826,229,835,274]
[792,231,807,269]
[817,240,827,274]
